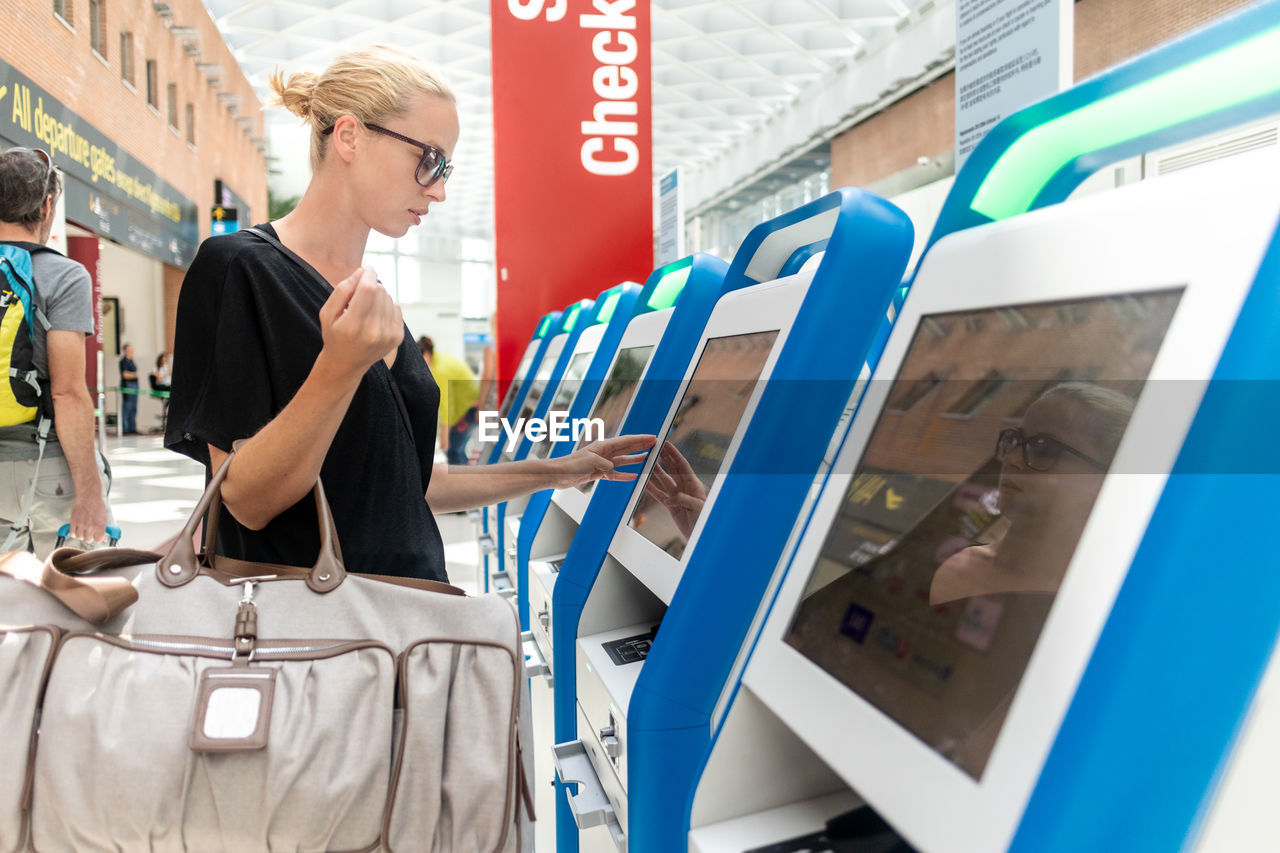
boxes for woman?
[165,46,653,582]
[929,382,1134,604]
[151,352,171,391]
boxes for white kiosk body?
[689,146,1280,853]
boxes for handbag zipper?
[124,638,351,657]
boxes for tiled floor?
[104,434,481,592]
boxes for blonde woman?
[166,47,652,582]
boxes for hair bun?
[269,69,319,120]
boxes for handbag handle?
[156,447,346,593]
[0,548,152,625]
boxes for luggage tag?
[190,580,275,752]
[189,664,276,752]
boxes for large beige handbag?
[0,451,533,853]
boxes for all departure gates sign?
[490,0,654,396]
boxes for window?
[89,0,106,58]
[53,0,72,27]
[887,371,946,414]
[119,32,134,85]
[167,83,178,129]
[1056,303,1090,325]
[185,103,195,145]
[943,370,1007,419]
[146,60,158,108]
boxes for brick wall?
[162,263,183,353]
[0,0,268,253]
[831,0,1258,189]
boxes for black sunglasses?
[995,427,1108,472]
[322,122,453,188]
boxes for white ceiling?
[201,0,935,240]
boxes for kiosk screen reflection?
[784,289,1182,779]
[628,330,779,560]
[576,345,655,492]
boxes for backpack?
[0,242,54,427]
[0,242,56,551]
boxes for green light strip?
[596,291,622,324]
[537,316,551,338]
[647,266,692,310]
[563,302,585,333]
[972,26,1280,221]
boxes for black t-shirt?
[164,224,446,581]
[119,357,138,387]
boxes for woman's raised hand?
[318,267,404,376]
[555,434,657,489]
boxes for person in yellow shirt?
[418,336,479,465]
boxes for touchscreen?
[532,350,595,459]
[516,357,559,426]
[784,289,1183,779]
[627,330,779,560]
[576,344,655,493]
[498,347,537,420]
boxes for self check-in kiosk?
[520,255,732,853]
[689,6,1280,851]
[496,294,618,603]
[517,261,722,853]
[474,310,563,589]
[550,190,914,852]
[503,281,645,623]
[491,299,593,595]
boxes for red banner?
[66,235,101,392]
[490,0,654,397]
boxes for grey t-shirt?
[0,243,94,460]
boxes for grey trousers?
[0,451,114,558]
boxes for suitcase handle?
[55,523,122,548]
[156,446,346,594]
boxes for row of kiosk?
[470,5,1280,851]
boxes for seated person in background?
[150,352,171,392]
[930,382,1134,605]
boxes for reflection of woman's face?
[998,395,1110,529]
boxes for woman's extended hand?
[318,266,404,377]
[555,434,657,489]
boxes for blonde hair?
[269,46,456,171]
[1038,381,1135,463]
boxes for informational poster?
[657,168,682,266]
[0,59,199,266]
[955,0,1073,168]
[490,0,655,399]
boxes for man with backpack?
[0,146,110,556]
